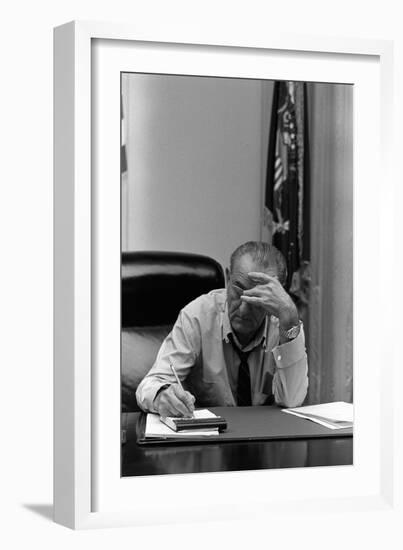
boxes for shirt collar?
[222,297,269,351]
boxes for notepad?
[145,409,223,439]
[282,401,353,430]
[161,409,227,432]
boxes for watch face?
[286,325,300,339]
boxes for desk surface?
[122,407,353,477]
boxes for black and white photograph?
[120,72,353,477]
[4,0,398,543]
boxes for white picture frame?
[54,20,395,529]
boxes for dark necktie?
[228,334,253,406]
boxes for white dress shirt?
[136,289,308,412]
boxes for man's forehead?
[232,253,278,278]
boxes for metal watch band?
[282,322,301,340]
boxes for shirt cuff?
[272,327,306,369]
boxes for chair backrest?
[121,251,225,411]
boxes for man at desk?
[136,241,308,417]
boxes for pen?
[170,363,194,417]
[170,362,184,391]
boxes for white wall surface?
[1,1,402,549]
[122,73,266,269]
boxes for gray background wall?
[122,73,273,269]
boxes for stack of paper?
[145,409,220,439]
[282,401,353,430]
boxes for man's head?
[226,241,287,344]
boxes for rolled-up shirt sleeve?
[136,310,200,412]
[271,324,308,408]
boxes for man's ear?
[225,267,230,287]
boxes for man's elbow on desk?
[274,377,308,408]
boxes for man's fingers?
[242,286,266,297]
[241,295,265,305]
[172,384,195,404]
[156,384,195,418]
[183,391,196,411]
[248,272,278,283]
[241,295,275,315]
[168,394,191,417]
[247,272,271,282]
[170,385,194,416]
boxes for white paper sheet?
[282,401,353,430]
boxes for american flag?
[263,81,310,304]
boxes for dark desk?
[121,407,353,477]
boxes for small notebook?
[161,409,227,432]
[144,409,226,439]
[282,401,353,430]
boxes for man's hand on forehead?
[240,271,297,325]
[243,272,280,295]
[232,272,278,292]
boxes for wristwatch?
[281,322,301,341]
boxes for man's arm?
[240,271,308,407]
[136,309,200,414]
[271,324,308,407]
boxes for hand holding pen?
[153,363,196,418]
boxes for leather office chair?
[121,251,225,412]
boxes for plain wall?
[122,73,271,269]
